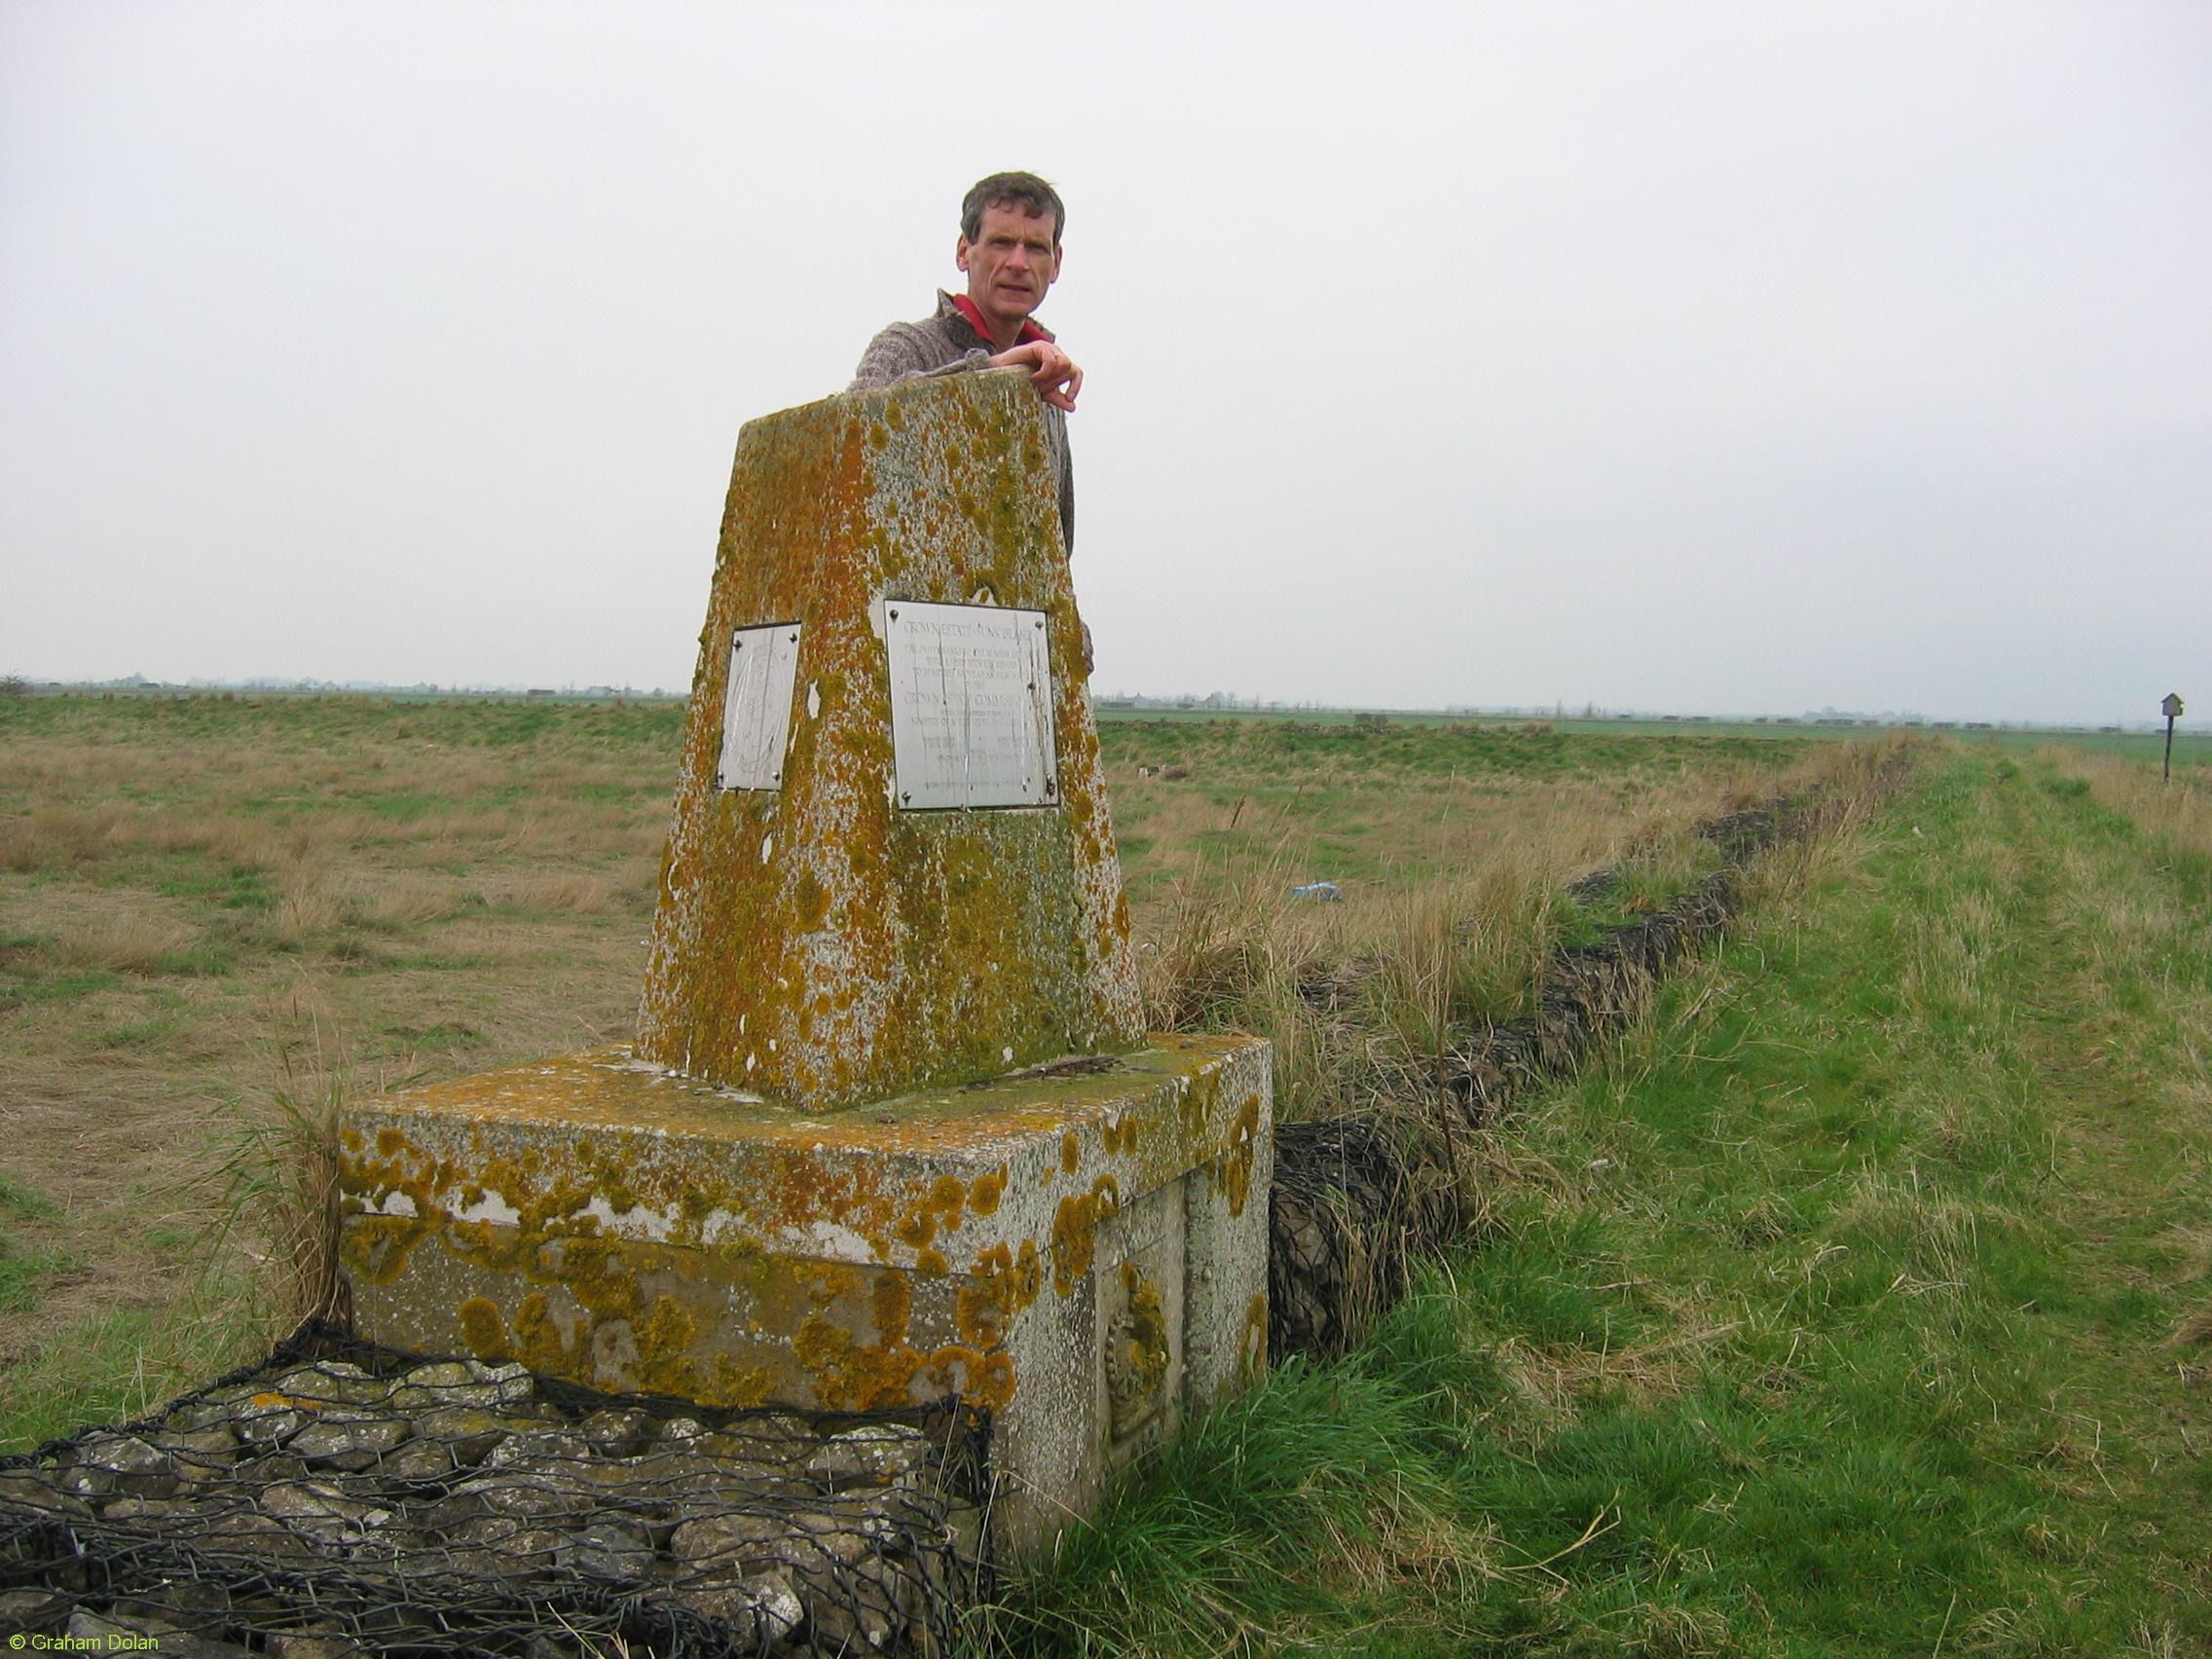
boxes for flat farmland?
[8,697,2204,1652]
[0,694,1816,1449]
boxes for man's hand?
[987,340,1082,412]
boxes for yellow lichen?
[1116,1262,1170,1406]
[969,1165,1007,1215]
[1050,1174,1121,1296]
[636,1295,701,1394]
[457,1297,511,1361]
[957,1237,1043,1349]
[1217,1092,1263,1218]
[704,1356,774,1409]
[1240,1292,1269,1387]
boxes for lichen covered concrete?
[635,370,1142,1111]
[339,1033,1271,1553]
[345,1039,1273,1548]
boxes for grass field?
[0,694,1803,1454]
[999,745,2212,1655]
[1098,703,2212,768]
[4,696,2204,1655]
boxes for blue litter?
[1288,881,1342,902]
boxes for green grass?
[0,1174,66,1318]
[0,1174,57,1221]
[1097,715,1811,780]
[95,1012,190,1050]
[0,965,122,1010]
[1001,750,2212,1654]
[0,1245,69,1316]
[0,1299,264,1451]
[1095,705,2212,770]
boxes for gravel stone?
[673,1564,807,1640]
[96,1495,177,1521]
[0,1587,69,1635]
[449,1517,564,1570]
[372,1435,455,1482]
[261,1480,394,1543]
[194,1509,318,1558]
[266,1633,369,1659]
[465,1358,536,1404]
[0,1472,92,1517]
[426,1473,593,1527]
[411,1405,509,1464]
[234,1399,313,1451]
[273,1361,379,1404]
[806,1423,930,1488]
[291,1415,412,1471]
[573,1406,650,1454]
[557,1518,654,1581]
[483,1428,590,1469]
[670,1510,790,1570]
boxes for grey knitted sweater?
[848,291,1075,553]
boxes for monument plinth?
[339,369,1272,1552]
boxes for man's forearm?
[848,327,988,393]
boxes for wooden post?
[2161,692,2185,783]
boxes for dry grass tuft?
[513,873,617,914]
[351,875,466,928]
[273,862,340,940]
[54,914,195,972]
[2164,1305,2212,1348]
[0,806,127,871]
[610,854,663,901]
[2056,749,2212,862]
[411,808,519,845]
[200,1072,350,1330]
[136,814,313,870]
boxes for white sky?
[2,1,2206,722]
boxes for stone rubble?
[0,1347,982,1656]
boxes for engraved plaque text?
[885,602,1057,810]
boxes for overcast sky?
[3,2,2205,722]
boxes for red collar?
[952,292,1050,350]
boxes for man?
[849,171,1082,553]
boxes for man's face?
[956,203,1062,335]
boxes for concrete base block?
[338,1034,1272,1554]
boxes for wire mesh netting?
[0,1323,989,1656]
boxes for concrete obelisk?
[338,369,1272,1552]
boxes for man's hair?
[961,171,1065,246]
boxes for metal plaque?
[716,623,802,791]
[884,602,1057,810]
